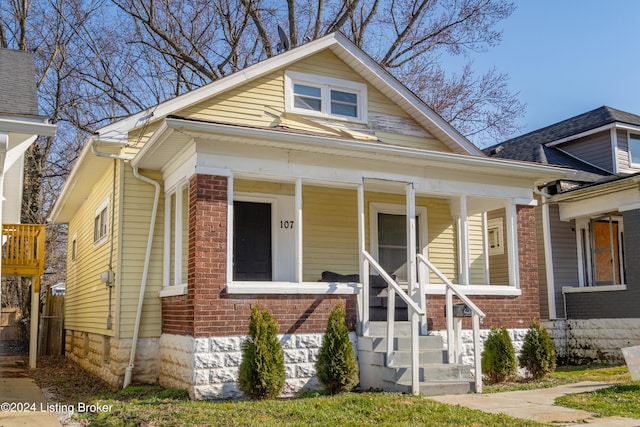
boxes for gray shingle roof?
[482,106,637,182]
[0,48,39,116]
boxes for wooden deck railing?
[1,224,46,278]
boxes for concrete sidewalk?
[430,381,640,426]
[0,355,61,427]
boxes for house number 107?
[280,220,294,229]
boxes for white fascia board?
[0,117,56,137]
[95,34,342,142]
[162,117,570,181]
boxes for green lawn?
[80,387,546,427]
[555,383,640,419]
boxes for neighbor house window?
[94,199,109,243]
[285,70,367,122]
[487,218,504,256]
[629,133,640,166]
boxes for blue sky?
[454,0,640,137]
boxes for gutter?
[90,140,161,389]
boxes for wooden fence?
[38,290,64,356]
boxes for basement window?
[285,70,367,122]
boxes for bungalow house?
[1,48,57,367]
[50,32,566,399]
[485,106,640,363]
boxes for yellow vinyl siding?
[302,186,359,281]
[65,165,120,336]
[468,214,486,284]
[179,72,284,128]
[234,179,295,195]
[118,167,164,338]
[173,49,449,152]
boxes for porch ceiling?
[132,117,572,187]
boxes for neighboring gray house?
[486,106,640,363]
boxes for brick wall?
[162,174,356,337]
[427,205,540,330]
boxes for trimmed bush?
[481,326,516,383]
[238,305,285,400]
[315,300,359,394]
[519,321,556,379]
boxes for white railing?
[361,250,425,395]
[416,254,486,393]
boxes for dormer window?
[285,70,367,122]
[629,133,640,167]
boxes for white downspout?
[123,166,160,388]
[89,140,161,388]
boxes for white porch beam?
[506,200,519,287]
[295,178,303,283]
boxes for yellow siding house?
[50,33,568,398]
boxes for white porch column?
[458,195,469,286]
[506,200,519,287]
[357,183,369,335]
[226,174,234,284]
[295,178,303,283]
[539,194,557,319]
[406,183,419,394]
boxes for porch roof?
[132,115,573,186]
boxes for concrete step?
[389,379,473,396]
[368,321,415,336]
[358,335,443,352]
[381,363,471,383]
[362,348,445,366]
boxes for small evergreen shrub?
[481,326,517,383]
[238,305,285,399]
[315,300,359,394]
[518,321,556,379]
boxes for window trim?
[284,70,367,123]
[93,198,109,245]
[369,202,428,282]
[628,132,640,167]
[163,181,189,289]
[487,217,504,256]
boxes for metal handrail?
[416,253,485,393]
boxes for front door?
[233,201,272,281]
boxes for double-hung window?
[94,198,109,244]
[629,133,640,167]
[285,71,367,122]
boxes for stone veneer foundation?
[64,330,159,388]
[544,319,640,364]
[159,332,358,400]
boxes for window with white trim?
[94,199,109,244]
[487,218,504,256]
[285,70,367,122]
[165,182,189,286]
[629,133,640,167]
